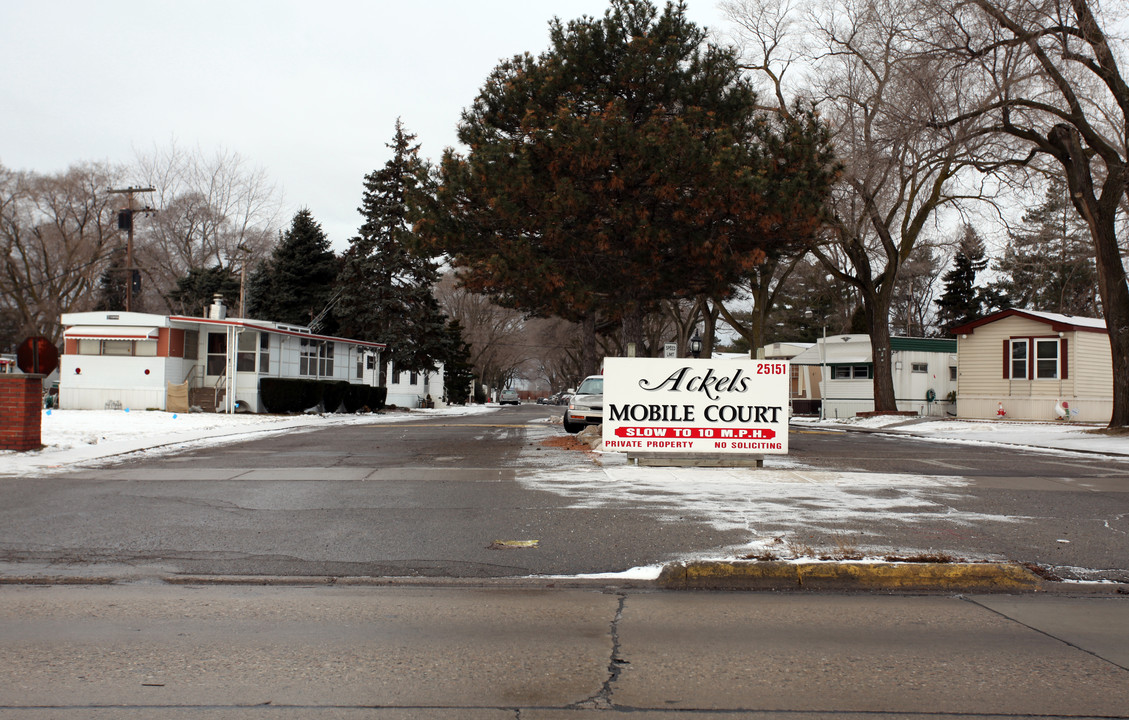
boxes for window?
[300,339,334,377]
[1010,339,1028,379]
[236,332,257,372]
[1035,338,1059,379]
[949,366,957,382]
[207,333,227,375]
[300,339,317,376]
[911,362,928,373]
[184,331,199,361]
[103,340,133,356]
[259,333,270,374]
[135,340,157,357]
[831,364,871,379]
[410,371,419,385]
[77,339,157,356]
[320,342,334,376]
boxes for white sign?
[663,342,677,359]
[602,357,789,455]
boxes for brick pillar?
[0,375,43,451]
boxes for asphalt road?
[3,406,1129,717]
[2,584,1127,718]
[1,404,1126,582]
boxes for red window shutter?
[1061,338,1069,380]
[1003,339,1009,379]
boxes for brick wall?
[0,375,43,451]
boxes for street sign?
[603,357,790,455]
[16,336,59,376]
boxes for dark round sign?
[16,336,60,376]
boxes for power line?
[107,186,156,312]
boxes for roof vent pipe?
[209,294,227,320]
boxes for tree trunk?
[864,288,898,413]
[1093,224,1129,427]
[621,306,645,357]
[581,313,600,378]
[1049,124,1129,427]
[700,301,720,358]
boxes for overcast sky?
[1,0,731,249]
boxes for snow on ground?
[520,414,1127,566]
[3,406,1125,572]
[518,453,1023,563]
[0,405,496,477]
[795,415,1129,456]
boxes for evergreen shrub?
[259,378,323,413]
[260,379,387,414]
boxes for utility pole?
[108,186,156,312]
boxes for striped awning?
[64,326,159,341]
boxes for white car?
[499,389,521,405]
[563,375,602,433]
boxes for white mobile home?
[60,305,387,413]
[789,335,958,418]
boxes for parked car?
[499,389,521,405]
[563,375,602,433]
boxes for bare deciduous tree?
[435,272,536,395]
[132,143,282,314]
[0,162,125,345]
[724,0,990,410]
[922,0,1129,426]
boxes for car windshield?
[577,377,602,395]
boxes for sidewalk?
[2,584,1127,717]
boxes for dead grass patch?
[883,552,959,564]
[541,435,592,452]
[1084,426,1129,437]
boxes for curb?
[657,561,1046,592]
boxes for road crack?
[570,591,628,710]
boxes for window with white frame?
[1035,338,1060,379]
[259,333,270,373]
[832,364,871,379]
[299,339,318,376]
[320,342,334,376]
[206,333,227,375]
[236,332,257,372]
[1010,339,1028,379]
[78,339,157,356]
[911,362,928,373]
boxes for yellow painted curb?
[658,561,1043,591]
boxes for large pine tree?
[247,210,339,328]
[167,266,241,317]
[335,121,449,373]
[935,226,1008,334]
[993,181,1099,316]
[93,247,129,312]
[422,0,835,376]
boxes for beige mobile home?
[950,309,1111,423]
